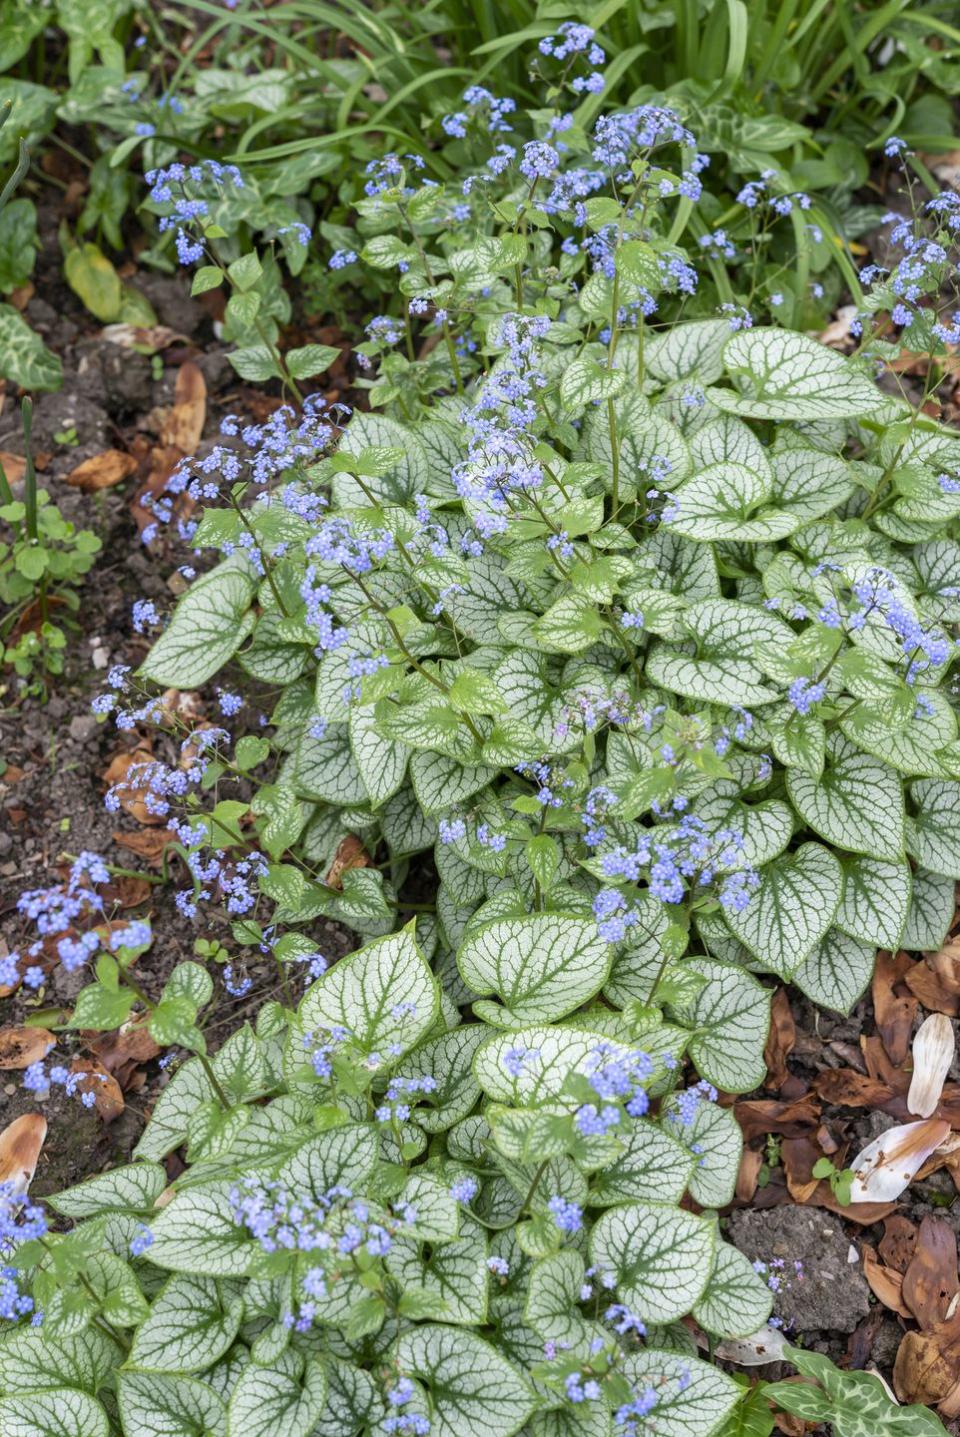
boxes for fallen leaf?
[816,1189,897,1225]
[112,828,177,868]
[873,950,918,1065]
[102,746,162,825]
[0,1113,47,1192]
[903,1216,960,1329]
[764,987,795,1088]
[908,1013,955,1117]
[9,282,34,311]
[849,1117,951,1204]
[863,1243,913,1318]
[88,1023,161,1089]
[905,959,960,1017]
[0,1026,55,1070]
[781,1136,825,1204]
[159,360,206,453]
[813,1068,895,1108]
[863,1032,905,1085]
[846,1308,885,1371]
[65,448,138,492]
[733,1096,820,1143]
[0,450,25,483]
[893,1324,960,1406]
[99,875,152,909]
[879,1214,919,1273]
[735,1147,763,1202]
[69,1059,124,1122]
[325,834,371,890]
[160,688,205,724]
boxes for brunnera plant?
[4,92,959,1437]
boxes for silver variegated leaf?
[834,856,911,950]
[792,927,875,1014]
[396,1324,536,1437]
[692,1240,773,1338]
[725,841,843,978]
[457,914,612,1024]
[907,779,960,878]
[786,736,905,864]
[590,1204,715,1323]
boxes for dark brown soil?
[0,223,354,1198]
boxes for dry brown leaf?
[815,1188,898,1225]
[112,827,177,868]
[87,1024,162,1089]
[863,1033,906,1085]
[160,360,206,453]
[735,1148,763,1202]
[99,875,152,909]
[102,745,161,825]
[9,282,34,311]
[904,956,960,1017]
[325,834,371,890]
[160,688,205,724]
[733,1096,820,1143]
[0,1026,56,1070]
[0,449,25,484]
[0,1113,47,1192]
[873,950,919,1065]
[903,1216,960,1330]
[863,1243,913,1318]
[813,1069,896,1108]
[879,1214,919,1273]
[780,1136,825,1204]
[69,1059,124,1122]
[65,448,138,492]
[893,1324,960,1407]
[763,987,795,1089]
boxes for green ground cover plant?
[2,0,960,377]
[3,11,960,1437]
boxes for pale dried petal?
[849,1118,951,1203]
[908,1013,955,1118]
[712,1325,788,1366]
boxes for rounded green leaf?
[457,913,611,1023]
[298,926,438,1058]
[786,738,905,864]
[226,1354,326,1437]
[692,1241,773,1338]
[709,328,884,419]
[0,1389,110,1437]
[793,928,875,1014]
[129,1275,244,1374]
[138,565,255,689]
[396,1324,535,1437]
[590,1204,715,1323]
[676,959,772,1094]
[118,1371,227,1437]
[725,842,843,979]
[618,1350,739,1436]
[834,856,911,950]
